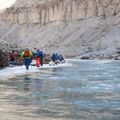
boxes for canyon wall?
[0,0,120,58]
[1,0,120,25]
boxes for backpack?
[24,50,30,57]
[37,51,43,57]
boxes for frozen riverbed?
[0,61,71,80]
[0,60,120,120]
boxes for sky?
[0,0,16,10]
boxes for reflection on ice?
[0,60,120,119]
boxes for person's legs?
[10,58,15,62]
[40,57,43,66]
[36,58,40,67]
[24,58,30,70]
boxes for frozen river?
[0,60,120,120]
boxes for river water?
[0,60,120,120]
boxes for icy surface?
[0,61,72,80]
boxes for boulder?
[81,56,90,60]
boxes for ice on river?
[0,61,72,80]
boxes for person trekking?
[59,54,65,63]
[36,49,44,67]
[55,53,60,64]
[21,48,33,70]
[59,55,64,61]
[9,50,17,62]
[36,50,41,67]
[51,53,56,62]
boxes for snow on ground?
[0,61,72,80]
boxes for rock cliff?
[0,0,120,58]
[2,0,120,24]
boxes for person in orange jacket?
[35,49,44,67]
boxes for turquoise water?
[0,60,120,119]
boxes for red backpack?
[24,50,30,57]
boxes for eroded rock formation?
[2,0,120,25]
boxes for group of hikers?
[51,53,64,64]
[8,48,65,70]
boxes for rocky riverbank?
[0,50,8,69]
[1,47,120,71]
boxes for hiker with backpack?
[35,49,44,67]
[21,48,33,70]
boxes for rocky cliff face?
[0,0,120,58]
[2,0,120,24]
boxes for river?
[0,60,120,120]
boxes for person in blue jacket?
[59,54,64,61]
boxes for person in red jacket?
[9,50,17,62]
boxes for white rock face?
[0,0,120,58]
[2,0,120,24]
